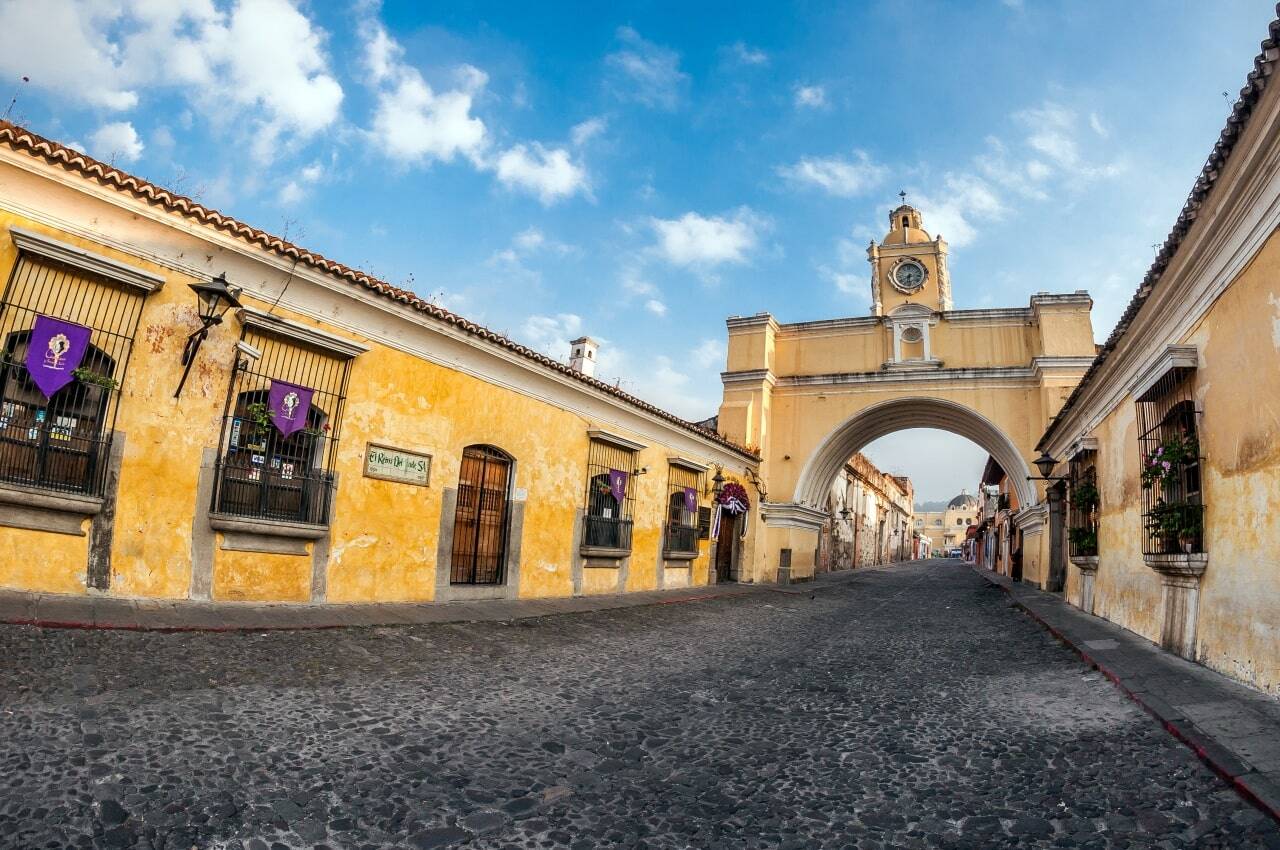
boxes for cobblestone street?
[2,561,1277,850]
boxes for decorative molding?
[209,513,328,540]
[760,501,827,530]
[237,306,369,360]
[720,368,776,388]
[0,480,103,517]
[9,225,166,292]
[667,456,708,473]
[1032,356,1096,379]
[725,313,778,332]
[586,429,646,453]
[881,359,944,372]
[1130,344,1199,402]
[1144,551,1209,578]
[579,545,630,560]
[776,315,881,334]
[778,365,1041,389]
[661,550,698,561]
[1012,504,1047,534]
[1069,555,1099,573]
[1067,436,1099,459]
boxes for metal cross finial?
[899,190,907,204]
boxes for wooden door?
[450,446,511,584]
[715,512,738,583]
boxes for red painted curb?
[981,572,1280,825]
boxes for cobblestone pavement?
[2,561,1278,850]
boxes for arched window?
[215,389,328,523]
[0,329,115,493]
[450,445,512,585]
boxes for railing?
[211,460,334,526]
[582,514,633,552]
[663,522,699,555]
[0,420,110,496]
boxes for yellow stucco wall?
[0,186,756,604]
[1066,225,1280,694]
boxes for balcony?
[582,514,633,556]
[663,522,699,559]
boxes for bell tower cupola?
[866,195,952,316]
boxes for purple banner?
[267,379,314,438]
[683,486,697,514]
[608,468,628,503]
[26,315,92,398]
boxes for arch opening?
[793,397,1036,511]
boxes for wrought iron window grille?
[211,327,350,526]
[663,463,705,555]
[583,438,637,552]
[0,255,147,496]
[1135,367,1203,556]
[1067,451,1099,558]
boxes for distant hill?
[914,500,950,512]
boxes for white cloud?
[570,116,607,147]
[605,27,688,110]
[514,227,545,251]
[794,84,827,108]
[822,268,869,299]
[913,173,1007,248]
[644,299,668,316]
[89,121,144,163]
[728,42,768,66]
[778,150,885,197]
[493,143,588,204]
[621,270,658,298]
[277,158,325,205]
[520,313,583,358]
[368,61,489,164]
[691,339,726,369]
[0,0,343,161]
[1015,101,1123,181]
[650,207,766,269]
[1089,112,1109,139]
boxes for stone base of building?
[1145,553,1208,659]
[1069,555,1099,614]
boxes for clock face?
[891,259,926,292]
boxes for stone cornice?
[238,306,369,360]
[726,313,779,333]
[1129,344,1198,402]
[1032,355,1097,380]
[776,365,1041,389]
[720,369,777,388]
[8,225,166,293]
[760,501,828,530]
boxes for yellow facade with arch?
[717,206,1096,585]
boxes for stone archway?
[794,397,1036,510]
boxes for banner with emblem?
[267,379,314,437]
[608,468,629,503]
[682,486,697,514]
[26,315,92,398]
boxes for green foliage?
[1067,526,1097,556]
[1144,500,1203,546]
[1141,433,1198,491]
[244,401,273,430]
[1070,480,1099,510]
[71,367,118,391]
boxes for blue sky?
[0,0,1273,499]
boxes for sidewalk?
[976,565,1280,823]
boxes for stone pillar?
[1146,553,1208,660]
[1045,482,1066,593]
[1070,556,1099,614]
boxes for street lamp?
[710,467,725,497]
[1027,450,1067,482]
[174,272,242,398]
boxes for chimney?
[568,336,598,378]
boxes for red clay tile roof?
[1039,9,1280,449]
[0,120,756,461]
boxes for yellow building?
[0,121,760,605]
[717,203,1096,586]
[821,452,913,570]
[914,491,979,554]
[1034,26,1280,695]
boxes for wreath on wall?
[717,482,750,516]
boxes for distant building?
[913,490,979,553]
[821,453,913,571]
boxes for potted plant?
[1145,500,1202,554]
[1141,433,1198,493]
[1068,526,1098,557]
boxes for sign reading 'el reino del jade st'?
[364,443,431,486]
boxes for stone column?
[1070,556,1099,614]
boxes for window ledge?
[0,481,103,515]
[1144,552,1208,579]
[580,544,631,559]
[0,481,103,536]
[209,513,329,540]
[1069,555,1099,572]
[663,551,697,562]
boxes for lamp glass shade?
[189,273,242,321]
[1033,451,1058,479]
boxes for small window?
[901,216,909,229]
[697,506,712,540]
[1068,450,1099,558]
[582,439,636,552]
[900,326,923,343]
[664,463,704,556]
[0,254,148,495]
[212,327,352,525]
[1136,369,1202,555]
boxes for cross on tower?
[899,190,907,204]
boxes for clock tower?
[867,201,952,316]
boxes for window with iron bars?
[1136,368,1202,556]
[211,327,351,526]
[1067,451,1099,558]
[0,255,147,496]
[663,464,705,556]
[582,439,636,552]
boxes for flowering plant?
[1141,433,1198,491]
[717,482,750,516]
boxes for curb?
[979,570,1280,825]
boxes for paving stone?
[0,561,1276,849]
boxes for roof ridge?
[0,120,757,461]
[1039,7,1280,449]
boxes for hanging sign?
[26,315,91,398]
[363,442,431,486]
[682,486,698,514]
[267,379,314,437]
[608,468,629,503]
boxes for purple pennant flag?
[267,379,314,438]
[608,468,628,503]
[683,486,697,514]
[26,315,92,398]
